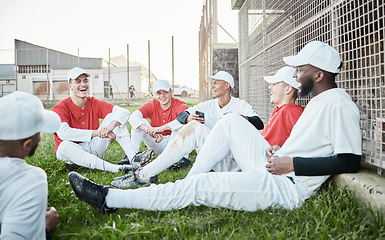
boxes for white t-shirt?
[187,97,258,130]
[0,157,47,240]
[277,88,362,196]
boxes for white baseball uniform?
[56,105,136,172]
[0,157,47,239]
[140,96,258,178]
[106,88,361,211]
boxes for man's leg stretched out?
[111,120,211,188]
[69,168,304,212]
[187,113,270,177]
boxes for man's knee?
[179,121,210,140]
[56,141,78,159]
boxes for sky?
[0,0,238,89]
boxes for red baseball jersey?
[138,97,188,136]
[52,97,114,152]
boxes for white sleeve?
[240,99,258,117]
[56,122,93,142]
[167,119,184,131]
[129,110,148,129]
[110,105,130,125]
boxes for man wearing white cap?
[68,41,361,213]
[119,79,189,169]
[110,70,263,189]
[0,91,60,239]
[262,66,304,146]
[52,67,154,173]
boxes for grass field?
[26,98,385,239]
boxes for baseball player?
[110,70,264,188]
[0,91,60,238]
[121,79,190,169]
[68,41,361,212]
[262,66,304,146]
[52,67,154,173]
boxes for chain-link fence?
[238,0,385,175]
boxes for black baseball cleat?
[169,157,193,171]
[111,168,158,189]
[68,172,116,213]
[118,149,155,166]
[118,163,140,174]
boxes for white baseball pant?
[56,113,136,172]
[130,121,178,155]
[140,118,240,180]
[106,114,308,211]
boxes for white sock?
[94,160,121,173]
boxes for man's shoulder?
[52,97,71,111]
[230,97,252,107]
[0,157,47,185]
[282,103,304,111]
[171,97,188,107]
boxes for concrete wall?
[212,43,239,98]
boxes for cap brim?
[154,87,171,92]
[263,76,281,84]
[205,76,213,83]
[40,110,61,133]
[283,55,308,67]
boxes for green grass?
[26,98,385,239]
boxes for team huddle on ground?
[0,41,362,239]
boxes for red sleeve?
[52,99,70,123]
[173,98,188,114]
[138,99,156,119]
[283,105,304,132]
[91,97,114,119]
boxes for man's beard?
[299,77,314,97]
[28,141,39,157]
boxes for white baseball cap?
[67,67,90,83]
[283,41,341,73]
[0,91,61,140]
[205,71,234,88]
[263,66,299,89]
[154,80,171,92]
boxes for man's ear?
[284,85,293,95]
[225,82,231,90]
[21,138,33,152]
[314,70,324,83]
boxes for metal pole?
[127,44,130,100]
[172,36,175,95]
[15,49,18,91]
[213,0,218,43]
[77,48,80,67]
[46,48,49,101]
[148,40,151,96]
[108,48,110,99]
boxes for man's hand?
[186,114,204,124]
[266,145,281,159]
[153,133,164,143]
[99,120,120,138]
[107,131,116,142]
[266,156,294,175]
[46,207,59,233]
[146,125,170,136]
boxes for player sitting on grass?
[68,41,361,212]
[0,91,60,238]
[110,70,264,189]
[119,79,190,171]
[52,67,154,173]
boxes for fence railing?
[238,0,385,175]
